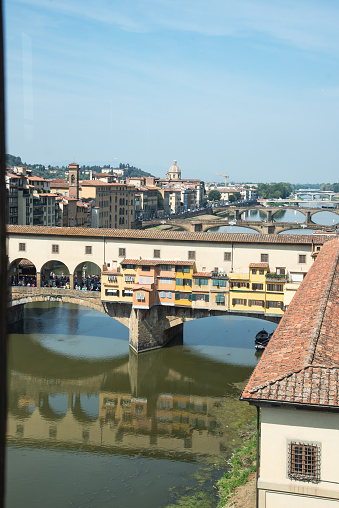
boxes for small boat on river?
[255,329,272,351]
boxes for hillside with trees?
[6,155,154,180]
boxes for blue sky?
[5,0,339,182]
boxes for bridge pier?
[8,303,24,325]
[129,307,183,353]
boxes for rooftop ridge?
[241,238,339,407]
[305,246,339,366]
[6,225,331,246]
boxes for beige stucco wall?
[8,233,315,279]
[258,406,339,507]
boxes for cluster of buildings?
[101,256,306,316]
[6,160,257,229]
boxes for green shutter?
[215,294,225,303]
[176,278,183,285]
[212,279,219,286]
[184,266,190,273]
[204,294,209,302]
[219,279,227,287]
[194,278,200,285]
[175,293,180,300]
[191,293,196,301]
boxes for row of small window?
[18,243,93,255]
[232,299,283,308]
[118,248,196,260]
[175,293,211,302]
[255,254,306,264]
[105,289,133,297]
[107,275,135,283]
[230,282,284,292]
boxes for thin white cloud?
[11,0,339,52]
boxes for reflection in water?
[6,303,275,508]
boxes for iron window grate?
[288,442,321,483]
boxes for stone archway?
[73,261,101,290]
[40,260,71,289]
[9,258,37,287]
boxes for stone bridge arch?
[129,305,280,353]
[8,288,131,329]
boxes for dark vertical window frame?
[0,0,7,504]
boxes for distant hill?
[6,154,155,179]
[6,154,22,167]
[120,163,154,178]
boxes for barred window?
[261,254,269,262]
[299,255,306,264]
[153,249,160,258]
[85,246,92,254]
[232,298,246,305]
[224,252,231,261]
[119,248,126,257]
[248,300,265,307]
[188,251,196,260]
[19,243,26,251]
[52,244,59,254]
[288,442,320,483]
[252,283,263,290]
[252,269,257,274]
[267,284,284,292]
[266,300,283,308]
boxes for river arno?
[6,302,277,508]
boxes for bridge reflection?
[7,335,256,461]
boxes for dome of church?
[169,160,180,173]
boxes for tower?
[68,162,80,199]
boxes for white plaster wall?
[8,232,315,277]
[260,406,339,493]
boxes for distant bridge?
[141,206,339,234]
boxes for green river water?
[6,302,277,508]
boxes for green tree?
[208,189,221,201]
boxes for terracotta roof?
[249,263,269,268]
[120,259,139,265]
[29,176,47,182]
[50,182,69,188]
[193,272,211,277]
[102,270,122,275]
[6,225,332,246]
[241,238,339,408]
